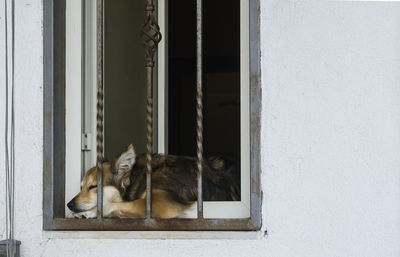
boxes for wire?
[4,0,16,256]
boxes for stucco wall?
[1,1,400,256]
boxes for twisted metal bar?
[145,67,153,219]
[142,0,161,220]
[96,0,104,219]
[196,0,204,219]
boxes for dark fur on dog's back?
[119,154,240,205]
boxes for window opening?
[43,0,261,230]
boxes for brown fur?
[67,144,240,219]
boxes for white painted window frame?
[65,0,250,219]
[65,0,83,217]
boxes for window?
[43,0,261,230]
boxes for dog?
[67,144,240,218]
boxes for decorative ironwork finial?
[142,0,162,67]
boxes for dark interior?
[168,0,241,163]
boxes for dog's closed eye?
[88,185,97,190]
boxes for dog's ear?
[114,144,136,175]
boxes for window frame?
[43,0,261,231]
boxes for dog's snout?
[67,200,75,211]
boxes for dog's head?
[67,144,136,214]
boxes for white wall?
[1,1,400,256]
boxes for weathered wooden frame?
[43,0,262,231]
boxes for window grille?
[43,0,261,231]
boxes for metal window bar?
[96,0,104,219]
[141,0,205,220]
[195,0,204,220]
[142,0,161,220]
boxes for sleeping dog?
[67,144,240,218]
